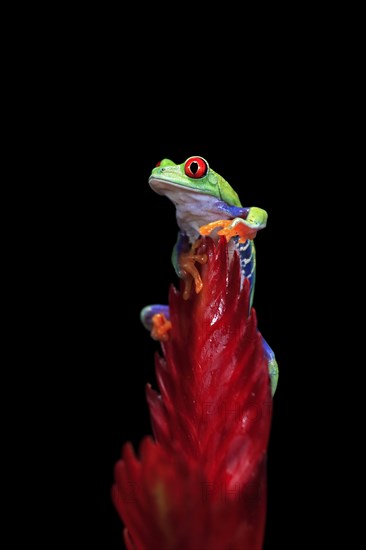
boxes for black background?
[33,41,351,547]
[57,113,335,548]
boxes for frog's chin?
[148,176,204,197]
[148,176,230,242]
[148,176,217,209]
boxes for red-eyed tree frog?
[140,156,278,395]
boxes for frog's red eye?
[155,161,161,167]
[184,156,208,179]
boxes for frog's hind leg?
[140,304,172,341]
[262,336,279,396]
[140,305,170,330]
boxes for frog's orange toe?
[200,219,257,243]
[199,219,231,237]
[218,221,257,243]
[151,313,172,342]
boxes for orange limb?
[199,219,257,243]
[179,238,208,300]
[151,313,172,342]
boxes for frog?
[140,156,278,395]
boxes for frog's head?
[149,156,242,207]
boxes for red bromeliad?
[112,236,273,549]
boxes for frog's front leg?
[199,207,268,243]
[171,231,208,301]
[140,233,208,341]
[178,239,208,300]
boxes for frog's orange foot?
[179,238,208,300]
[199,219,230,237]
[151,313,172,342]
[200,218,258,243]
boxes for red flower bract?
[112,237,273,550]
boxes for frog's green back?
[211,168,242,207]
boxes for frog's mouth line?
[148,176,206,196]
[148,176,222,205]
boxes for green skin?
[149,158,267,267]
[151,158,243,205]
[146,157,278,395]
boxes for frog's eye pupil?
[191,162,198,174]
[184,156,208,179]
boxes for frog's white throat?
[149,178,230,242]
